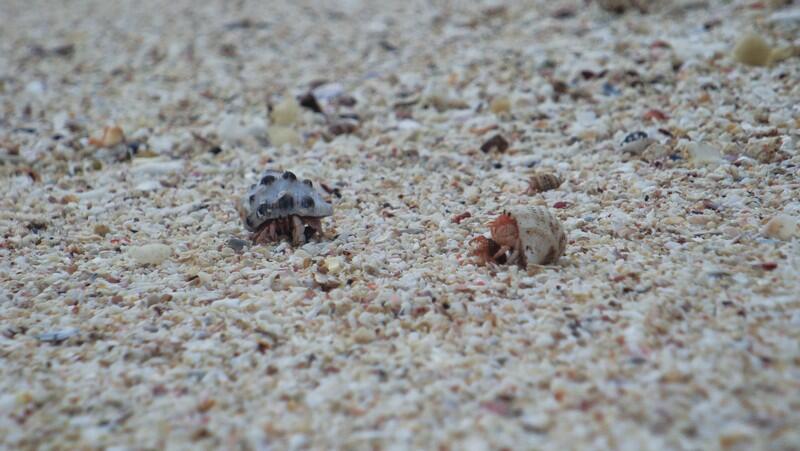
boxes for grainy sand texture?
[1,0,799,449]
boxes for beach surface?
[1,0,799,449]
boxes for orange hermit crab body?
[468,236,507,266]
[470,207,567,267]
[489,212,522,263]
[469,212,521,266]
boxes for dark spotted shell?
[241,170,333,231]
[620,131,656,155]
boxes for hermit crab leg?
[267,221,278,241]
[507,245,521,266]
[291,215,305,245]
[493,245,511,260]
[252,225,269,244]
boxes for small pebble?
[684,142,723,164]
[732,34,777,67]
[146,293,172,306]
[643,109,668,122]
[480,134,509,153]
[226,237,249,252]
[323,256,343,275]
[744,138,784,163]
[298,92,323,114]
[313,82,344,101]
[328,121,358,136]
[489,97,511,114]
[89,125,125,148]
[36,328,79,343]
[271,97,301,126]
[732,35,765,66]
[268,126,301,147]
[135,180,161,191]
[597,0,651,13]
[128,243,172,265]
[452,211,472,224]
[763,215,798,240]
[218,115,248,144]
[602,83,620,96]
[353,327,375,344]
[94,224,110,236]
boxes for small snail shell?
[620,131,656,156]
[507,206,567,266]
[526,173,562,194]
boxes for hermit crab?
[470,206,567,267]
[239,169,333,245]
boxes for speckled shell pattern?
[527,173,562,194]
[619,131,655,155]
[507,206,567,266]
[241,170,333,232]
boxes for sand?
[1,0,799,449]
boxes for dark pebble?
[336,95,357,107]
[298,92,323,114]
[602,83,620,96]
[329,122,358,136]
[226,237,249,252]
[480,134,509,153]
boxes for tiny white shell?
[507,206,567,266]
[620,137,656,156]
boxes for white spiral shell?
[507,206,567,266]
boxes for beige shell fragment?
[89,125,125,148]
[763,214,798,240]
[620,138,656,156]
[270,97,301,126]
[507,206,567,266]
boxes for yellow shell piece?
[733,34,772,67]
